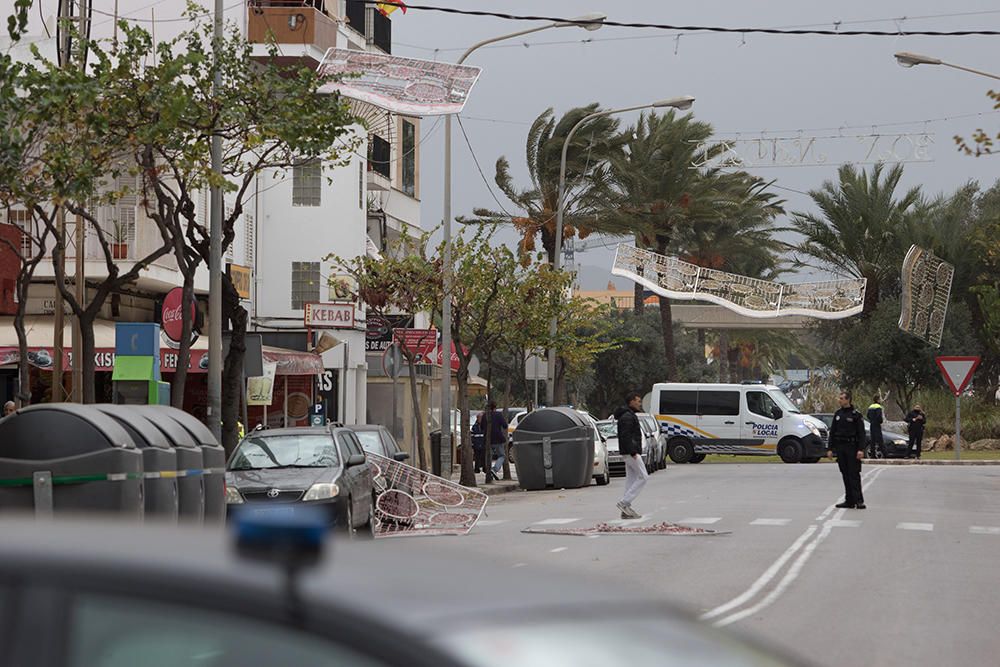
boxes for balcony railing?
[247,2,339,63]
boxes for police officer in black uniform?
[827,390,867,509]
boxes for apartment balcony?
[247,1,340,68]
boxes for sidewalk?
[864,458,1000,465]
[446,465,521,496]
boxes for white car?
[579,411,610,486]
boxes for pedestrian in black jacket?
[827,391,867,509]
[904,405,926,459]
[866,397,885,458]
[615,391,647,519]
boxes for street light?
[894,51,1000,81]
[439,13,606,474]
[545,96,696,406]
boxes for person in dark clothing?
[866,397,885,458]
[904,405,926,459]
[827,391,867,509]
[484,402,508,482]
[471,412,486,474]
[614,391,647,519]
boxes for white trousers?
[621,454,648,505]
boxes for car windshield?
[767,389,801,414]
[596,421,618,438]
[355,430,388,457]
[228,434,339,470]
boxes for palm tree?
[459,104,623,264]
[790,163,922,315]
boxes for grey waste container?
[93,405,179,521]
[149,407,226,523]
[512,408,595,491]
[0,404,143,517]
[129,406,205,523]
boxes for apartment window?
[372,9,391,53]
[368,135,390,179]
[401,119,415,197]
[345,0,366,37]
[358,161,363,208]
[8,209,33,258]
[292,159,322,207]
[291,261,320,310]
[244,212,255,266]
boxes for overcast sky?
[12,1,1000,289]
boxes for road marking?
[475,519,508,527]
[829,519,862,528]
[607,516,652,526]
[586,534,601,539]
[705,466,887,627]
[512,563,526,568]
[549,547,568,553]
[679,517,721,525]
[816,467,880,520]
[897,522,934,531]
[969,526,1000,535]
[750,518,791,526]
[534,518,580,525]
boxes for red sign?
[161,287,195,345]
[935,356,980,396]
[305,302,355,329]
[393,328,437,362]
[431,342,464,372]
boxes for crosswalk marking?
[750,518,791,526]
[606,516,651,526]
[533,518,580,525]
[679,517,722,525]
[550,547,568,553]
[969,526,1000,535]
[897,522,934,532]
[475,519,508,527]
[829,519,862,528]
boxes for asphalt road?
[385,462,1000,667]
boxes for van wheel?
[689,453,706,464]
[668,439,694,464]
[779,438,803,464]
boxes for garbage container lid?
[0,403,135,459]
[516,407,590,434]
[123,406,200,450]
[91,405,172,450]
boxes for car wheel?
[689,453,706,464]
[595,469,609,486]
[668,438,693,464]
[357,494,376,540]
[779,438,803,464]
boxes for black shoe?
[835,502,854,509]
[855,504,866,509]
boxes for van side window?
[747,391,779,419]
[698,391,740,416]
[659,391,697,415]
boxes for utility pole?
[207,0,224,440]
[71,0,88,402]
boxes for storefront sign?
[393,328,436,362]
[228,263,252,300]
[366,313,412,352]
[161,287,197,346]
[247,361,277,406]
[304,302,355,329]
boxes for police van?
[649,382,829,464]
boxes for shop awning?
[0,316,322,375]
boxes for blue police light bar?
[232,505,330,567]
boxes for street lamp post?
[894,51,1000,81]
[544,96,696,407]
[439,13,605,475]
[208,0,224,442]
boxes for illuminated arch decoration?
[899,245,953,348]
[611,244,866,320]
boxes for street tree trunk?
[457,367,475,487]
[404,353,427,471]
[221,276,246,456]
[658,295,677,380]
[171,273,196,410]
[719,330,730,383]
[78,310,97,403]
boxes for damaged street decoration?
[899,245,954,348]
[367,452,487,538]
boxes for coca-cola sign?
[161,287,195,345]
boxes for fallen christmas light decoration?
[522,521,731,537]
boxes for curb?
[863,459,1000,465]
[480,481,521,496]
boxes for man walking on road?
[614,391,647,519]
[827,391,867,509]
[866,396,884,458]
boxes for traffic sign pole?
[955,395,961,461]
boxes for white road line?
[829,519,862,528]
[549,547,568,553]
[969,526,1000,535]
[475,520,508,527]
[586,534,601,539]
[897,522,934,531]
[750,518,791,526]
[533,518,580,525]
[816,467,880,521]
[511,563,526,568]
[606,516,652,526]
[704,466,887,626]
[679,517,722,525]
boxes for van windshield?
[767,389,801,415]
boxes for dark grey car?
[225,427,375,536]
[349,424,410,462]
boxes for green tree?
[955,90,1000,156]
[790,164,922,315]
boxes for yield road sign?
[935,356,980,396]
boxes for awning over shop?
[0,317,322,375]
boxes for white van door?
[743,389,781,452]
[695,389,741,451]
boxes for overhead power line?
[354,1,1000,36]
